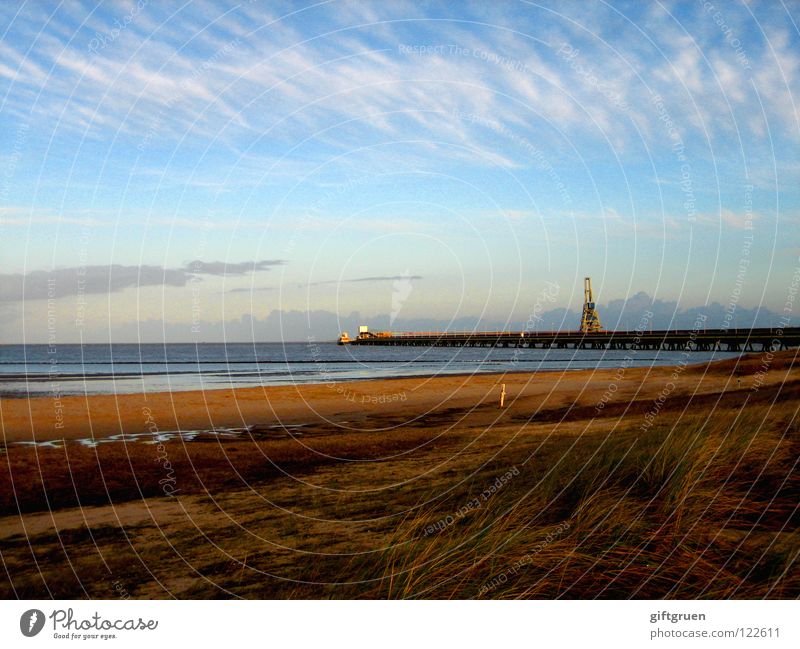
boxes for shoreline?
[0,350,793,444]
[0,350,741,399]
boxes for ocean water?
[0,342,733,397]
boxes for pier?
[342,327,800,352]
[338,278,800,352]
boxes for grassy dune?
[349,405,799,599]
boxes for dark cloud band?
[0,260,285,302]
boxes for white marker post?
[500,383,506,408]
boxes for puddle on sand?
[2,423,309,451]
[13,439,65,449]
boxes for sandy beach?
[2,351,795,443]
[1,350,798,598]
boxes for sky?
[0,0,798,342]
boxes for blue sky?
[0,0,798,342]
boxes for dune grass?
[335,405,799,598]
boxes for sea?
[0,343,733,397]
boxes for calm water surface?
[0,342,737,396]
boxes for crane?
[580,276,602,333]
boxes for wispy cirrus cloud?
[3,1,797,171]
[695,208,761,231]
[306,275,423,287]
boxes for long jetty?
[345,327,800,352]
